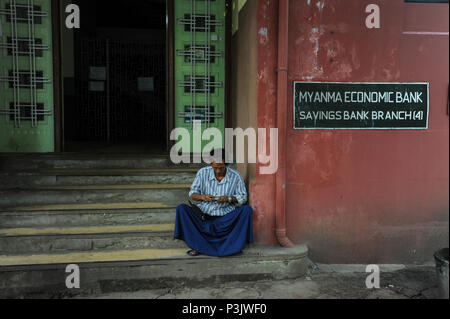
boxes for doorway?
[61,0,167,153]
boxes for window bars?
[0,0,52,128]
[177,0,224,128]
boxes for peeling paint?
[316,0,325,11]
[309,28,324,78]
[350,45,360,70]
[327,48,337,58]
[258,27,268,44]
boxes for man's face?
[212,161,227,177]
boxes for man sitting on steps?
[174,148,254,257]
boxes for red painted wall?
[251,0,449,263]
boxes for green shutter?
[174,0,226,153]
[0,0,54,153]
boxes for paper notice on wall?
[89,67,107,81]
[138,77,154,91]
[89,81,105,92]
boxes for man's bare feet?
[187,249,200,256]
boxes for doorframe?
[225,0,232,130]
[51,0,63,152]
[167,0,175,151]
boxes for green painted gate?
[0,0,54,153]
[174,0,226,153]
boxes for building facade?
[233,0,449,263]
[0,0,448,263]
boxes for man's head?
[210,148,227,177]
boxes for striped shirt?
[189,166,248,217]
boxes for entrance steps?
[0,246,309,298]
[0,153,309,298]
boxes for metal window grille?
[179,106,222,124]
[2,3,44,24]
[178,44,221,63]
[1,36,46,56]
[4,69,47,89]
[180,75,222,93]
[9,102,47,121]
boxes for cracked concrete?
[72,264,440,299]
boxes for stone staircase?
[0,153,309,298]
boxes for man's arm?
[216,195,238,204]
[192,193,216,202]
[232,173,248,206]
[189,169,216,202]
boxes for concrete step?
[0,245,309,298]
[0,223,175,237]
[0,154,169,170]
[0,185,190,208]
[0,154,205,170]
[0,169,197,189]
[0,205,177,229]
[0,228,184,255]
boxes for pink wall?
[251,0,449,263]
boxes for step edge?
[0,224,176,237]
[0,169,199,176]
[0,207,178,214]
[0,202,178,212]
[0,246,309,269]
[1,184,192,191]
[0,230,177,239]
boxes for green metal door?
[174,0,226,153]
[0,0,54,153]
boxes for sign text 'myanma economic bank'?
[294,82,429,129]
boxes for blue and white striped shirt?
[189,166,248,217]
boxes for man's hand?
[192,194,216,202]
[202,195,216,202]
[217,196,229,203]
[217,196,238,204]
